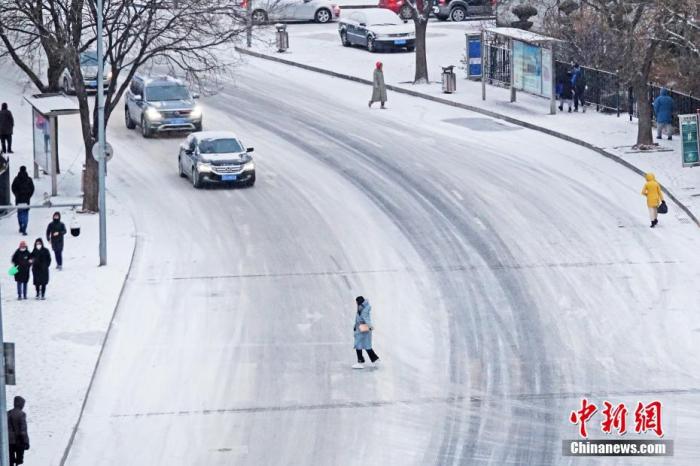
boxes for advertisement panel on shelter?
[32,107,51,171]
[512,40,542,96]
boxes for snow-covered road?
[64,58,700,465]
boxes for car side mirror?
[185,149,193,155]
[403,19,408,23]
[359,22,366,27]
[192,93,200,99]
[246,147,254,153]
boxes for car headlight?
[106,71,113,80]
[145,107,161,120]
[191,106,203,118]
[243,161,255,171]
[197,161,212,172]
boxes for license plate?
[168,118,187,125]
[394,39,406,45]
[222,175,237,181]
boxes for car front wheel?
[450,6,466,22]
[125,107,136,129]
[192,169,202,189]
[252,10,267,24]
[141,117,153,138]
[246,173,256,187]
[315,8,331,23]
[341,30,351,47]
[367,36,376,53]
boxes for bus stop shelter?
[480,27,561,115]
[23,93,80,196]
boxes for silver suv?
[124,75,202,138]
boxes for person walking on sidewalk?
[572,64,586,112]
[11,241,31,300]
[7,395,29,466]
[46,211,67,270]
[368,62,387,109]
[352,296,380,369]
[558,72,573,112]
[653,88,674,140]
[11,166,35,236]
[0,102,14,154]
[30,238,51,299]
[641,172,664,228]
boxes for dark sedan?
[338,8,415,53]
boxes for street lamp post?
[97,0,107,266]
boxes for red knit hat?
[375,61,382,70]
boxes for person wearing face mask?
[30,238,51,300]
[46,211,67,270]
[11,241,31,300]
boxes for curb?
[235,46,700,228]
[59,198,138,466]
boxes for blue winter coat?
[353,301,373,350]
[653,88,674,124]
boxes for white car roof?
[357,8,402,24]
[192,131,240,141]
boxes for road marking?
[350,133,382,149]
[451,189,464,201]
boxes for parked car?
[124,75,202,138]
[178,131,256,188]
[246,0,340,24]
[433,0,493,22]
[338,8,415,52]
[378,0,414,20]
[61,50,111,94]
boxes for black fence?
[481,44,700,125]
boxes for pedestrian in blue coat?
[352,296,379,369]
[653,88,674,140]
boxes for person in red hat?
[369,61,387,109]
[11,241,31,300]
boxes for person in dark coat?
[571,64,586,112]
[558,72,573,112]
[0,102,14,154]
[11,241,31,300]
[11,166,35,236]
[352,296,380,369]
[46,212,67,270]
[653,88,674,140]
[30,238,51,299]
[7,396,29,466]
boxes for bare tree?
[0,0,247,211]
[405,0,433,84]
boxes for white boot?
[352,363,365,369]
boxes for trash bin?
[275,23,289,53]
[442,66,456,94]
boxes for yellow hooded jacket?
[641,173,663,208]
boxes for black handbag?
[658,200,668,214]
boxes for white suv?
[248,0,340,24]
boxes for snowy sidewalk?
[0,67,135,465]
[240,21,699,224]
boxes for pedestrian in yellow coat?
[641,172,663,228]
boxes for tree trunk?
[635,79,653,146]
[414,19,429,84]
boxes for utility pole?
[0,287,10,466]
[246,0,252,47]
[97,0,107,266]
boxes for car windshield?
[146,85,190,101]
[366,10,401,25]
[198,138,244,154]
[80,52,98,66]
